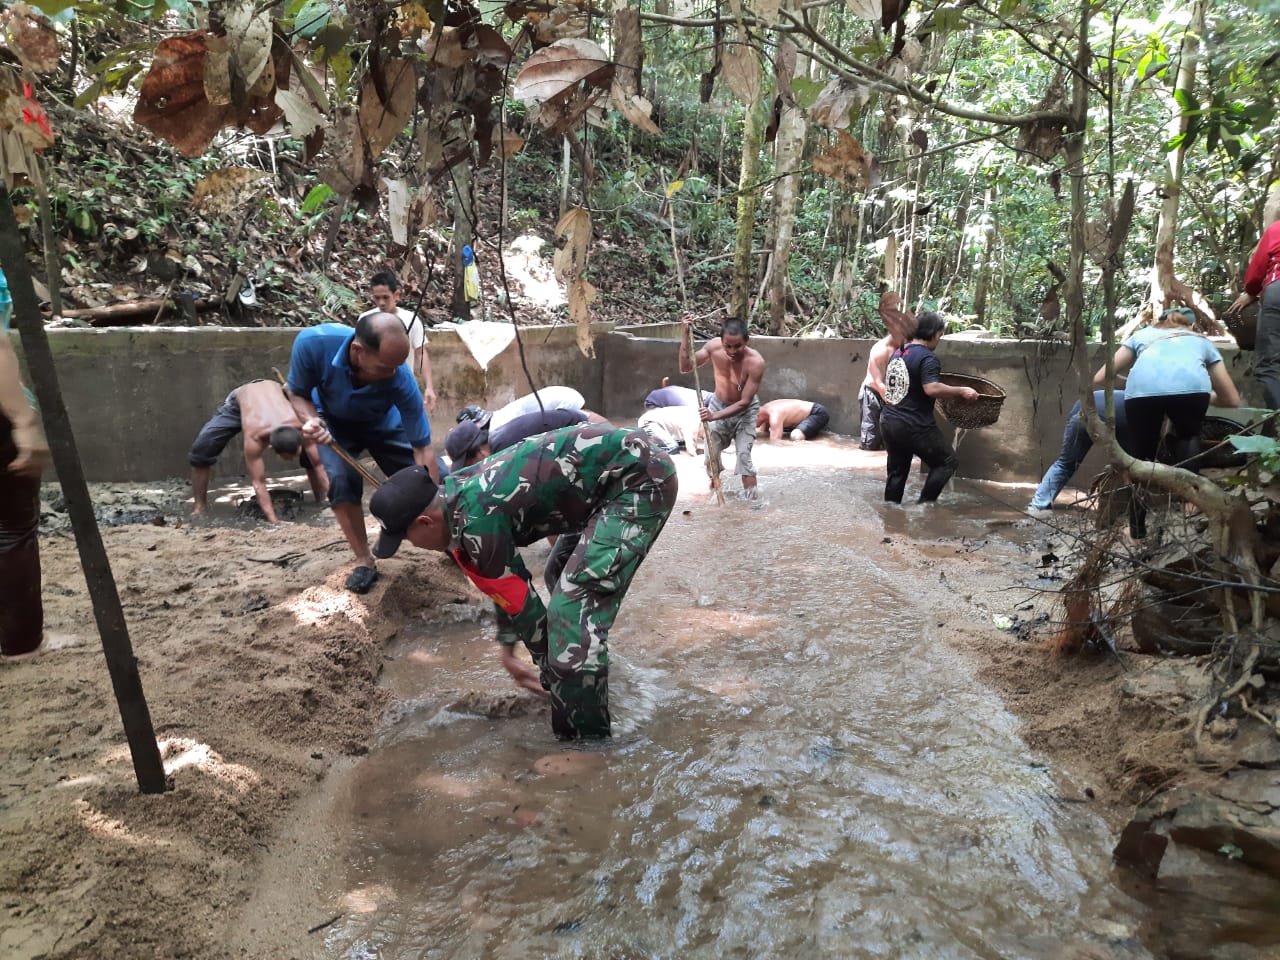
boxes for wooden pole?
[0,187,167,794]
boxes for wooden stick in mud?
[271,366,383,489]
[685,324,725,506]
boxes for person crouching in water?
[880,310,978,504]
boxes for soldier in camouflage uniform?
[369,423,678,739]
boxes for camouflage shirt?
[443,424,676,647]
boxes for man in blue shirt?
[288,312,442,593]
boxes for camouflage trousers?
[533,460,678,739]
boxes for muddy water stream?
[280,445,1166,960]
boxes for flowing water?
[282,443,1263,959]
[264,445,1280,960]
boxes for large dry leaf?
[466,24,513,67]
[409,187,439,232]
[491,122,526,158]
[1084,218,1109,266]
[1,3,59,74]
[610,81,660,135]
[320,108,368,195]
[720,35,760,104]
[192,167,270,214]
[568,278,596,358]
[358,57,417,159]
[612,7,643,98]
[844,0,880,18]
[224,0,273,92]
[529,86,606,136]
[806,79,867,130]
[136,32,231,157]
[204,33,232,106]
[384,177,410,244]
[554,207,592,284]
[274,79,325,139]
[878,290,913,343]
[421,27,474,68]
[881,0,910,29]
[512,38,614,104]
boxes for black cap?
[369,465,439,558]
[445,420,488,463]
[456,404,492,427]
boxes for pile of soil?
[0,511,476,959]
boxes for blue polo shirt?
[287,323,431,446]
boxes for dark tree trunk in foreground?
[0,187,167,795]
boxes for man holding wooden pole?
[287,312,443,594]
[678,314,767,499]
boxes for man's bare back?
[756,399,814,440]
[237,380,300,446]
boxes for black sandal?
[345,565,379,594]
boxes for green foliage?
[1228,434,1280,472]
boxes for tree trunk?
[972,187,995,324]
[730,98,764,323]
[0,188,167,794]
[767,93,805,334]
[1149,0,1206,312]
[451,162,475,321]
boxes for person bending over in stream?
[287,312,445,594]
[756,398,830,442]
[678,314,766,499]
[370,424,677,739]
[189,379,327,522]
[880,310,978,504]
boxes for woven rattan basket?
[936,373,1007,429]
[1221,301,1258,351]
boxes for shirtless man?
[678,314,766,497]
[861,292,913,451]
[756,399,830,442]
[189,379,326,522]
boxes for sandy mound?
[0,518,470,959]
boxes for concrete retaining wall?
[16,323,1257,484]
[17,323,611,482]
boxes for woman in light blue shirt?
[1095,306,1241,468]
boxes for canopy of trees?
[0,0,1274,340]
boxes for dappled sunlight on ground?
[74,799,173,848]
[160,737,262,794]
[284,585,369,627]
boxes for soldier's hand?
[500,645,547,695]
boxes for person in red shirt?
[1227,219,1280,408]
